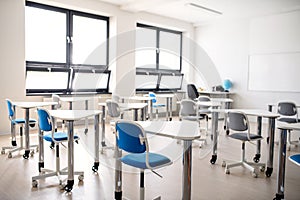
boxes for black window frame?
[136,23,183,92]
[25,1,110,96]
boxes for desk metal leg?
[182,140,192,200]
[150,101,153,121]
[169,97,173,121]
[115,145,122,200]
[65,121,74,192]
[166,98,170,121]
[254,116,262,163]
[266,118,275,177]
[23,108,30,159]
[93,114,100,172]
[267,105,273,143]
[274,129,287,200]
[210,110,219,164]
[134,109,138,121]
[84,100,89,134]
[101,106,106,147]
[38,128,44,172]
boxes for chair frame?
[222,111,265,178]
[32,107,83,189]
[1,99,37,158]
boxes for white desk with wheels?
[39,110,102,191]
[210,108,279,177]
[59,96,92,134]
[11,101,57,159]
[274,122,300,200]
[114,121,200,200]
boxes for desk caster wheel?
[253,154,260,163]
[1,150,5,154]
[252,171,258,178]
[260,165,266,172]
[225,169,230,174]
[64,180,74,192]
[30,150,34,157]
[210,155,217,164]
[226,130,230,135]
[8,153,12,158]
[84,129,88,134]
[50,142,55,149]
[265,167,273,177]
[12,141,17,146]
[273,193,284,200]
[92,162,99,172]
[32,180,38,188]
[23,151,30,159]
[222,161,226,167]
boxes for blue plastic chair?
[149,92,166,120]
[32,107,83,189]
[289,154,300,167]
[1,99,37,158]
[115,121,172,200]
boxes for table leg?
[150,100,153,121]
[93,114,100,172]
[38,127,44,172]
[210,110,219,164]
[274,129,287,200]
[134,109,138,121]
[23,108,30,159]
[101,105,106,147]
[11,105,17,146]
[253,116,262,163]
[169,97,173,121]
[65,121,74,192]
[166,97,170,121]
[84,100,89,134]
[115,145,122,200]
[266,118,275,177]
[182,140,192,200]
[267,105,273,143]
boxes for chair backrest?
[277,102,297,116]
[227,112,249,132]
[37,108,53,132]
[149,92,157,103]
[112,94,120,103]
[6,99,14,118]
[180,99,197,117]
[115,121,147,153]
[52,94,61,109]
[187,84,199,100]
[198,95,211,110]
[106,99,121,118]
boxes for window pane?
[72,73,109,90]
[159,75,183,89]
[135,74,158,89]
[159,31,181,70]
[72,15,107,65]
[136,27,156,69]
[25,7,66,62]
[26,71,69,89]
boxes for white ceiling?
[97,0,300,26]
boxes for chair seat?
[43,132,79,142]
[153,104,165,108]
[229,133,262,141]
[182,115,204,121]
[278,117,298,123]
[289,154,300,166]
[121,152,171,169]
[12,118,36,125]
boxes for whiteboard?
[248,52,300,92]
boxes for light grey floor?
[0,119,299,200]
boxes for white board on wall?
[248,52,300,92]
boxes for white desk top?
[198,91,234,95]
[276,121,300,130]
[59,96,91,102]
[213,109,280,118]
[119,103,148,110]
[197,101,221,107]
[144,94,175,98]
[13,101,58,109]
[121,96,152,101]
[48,110,101,121]
[210,98,233,103]
[136,121,200,140]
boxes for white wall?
[195,11,300,110]
[0,0,196,134]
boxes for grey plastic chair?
[222,111,265,178]
[277,102,299,150]
[198,95,211,132]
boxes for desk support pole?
[101,106,106,147]
[24,108,30,158]
[266,118,275,177]
[182,140,192,200]
[38,127,44,172]
[67,121,74,190]
[275,129,287,199]
[166,98,170,121]
[115,145,122,200]
[94,114,100,171]
[210,109,219,164]
[84,100,89,134]
[254,116,262,162]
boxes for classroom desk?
[121,96,153,120]
[274,122,300,200]
[98,102,147,150]
[210,108,279,177]
[59,96,92,134]
[43,110,101,191]
[12,101,57,159]
[144,93,174,121]
[114,121,200,200]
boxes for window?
[25,2,110,95]
[135,23,183,91]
